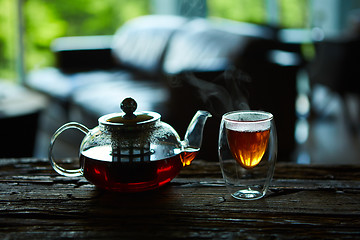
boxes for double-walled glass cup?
[218,111,277,200]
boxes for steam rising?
[182,67,250,117]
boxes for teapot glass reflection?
[49,98,211,192]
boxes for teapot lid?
[99,97,160,127]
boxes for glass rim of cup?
[223,110,273,124]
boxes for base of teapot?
[92,178,174,192]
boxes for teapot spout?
[180,110,211,166]
[182,110,212,157]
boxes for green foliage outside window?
[278,0,309,28]
[207,0,308,28]
[0,0,309,82]
[0,0,150,81]
[24,0,150,72]
[207,0,267,24]
[0,0,17,80]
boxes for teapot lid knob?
[121,97,137,120]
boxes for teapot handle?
[48,122,89,177]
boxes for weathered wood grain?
[1,158,360,239]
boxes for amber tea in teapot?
[80,145,199,192]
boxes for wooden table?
[1,158,360,239]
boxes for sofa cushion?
[111,15,188,77]
[162,17,275,75]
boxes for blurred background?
[1,0,360,165]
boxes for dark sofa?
[27,15,304,161]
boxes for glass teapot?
[49,97,211,192]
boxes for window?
[0,0,150,83]
[24,0,150,74]
[207,0,267,24]
[207,0,309,28]
[1,0,358,83]
[0,0,17,81]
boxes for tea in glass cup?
[218,111,277,200]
